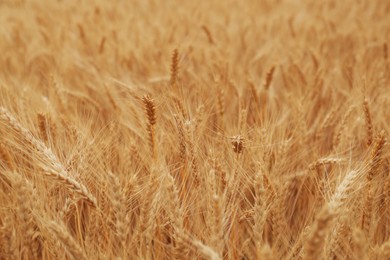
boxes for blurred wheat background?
[0,0,389,259]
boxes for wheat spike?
[367,130,386,182]
[362,131,386,234]
[48,221,87,260]
[362,98,373,147]
[0,107,97,207]
[264,66,275,90]
[0,142,15,171]
[202,25,214,44]
[303,206,334,260]
[142,95,157,160]
[170,49,179,88]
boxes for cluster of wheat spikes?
[0,0,389,259]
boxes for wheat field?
[0,0,389,259]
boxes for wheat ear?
[0,142,15,171]
[333,105,355,149]
[107,171,126,256]
[174,114,187,165]
[303,206,334,260]
[362,98,373,147]
[253,171,267,258]
[208,170,224,255]
[177,230,221,260]
[142,95,157,160]
[0,107,97,207]
[170,48,179,88]
[202,25,214,44]
[303,170,361,260]
[362,131,386,234]
[164,170,186,257]
[13,174,36,258]
[1,214,18,259]
[264,66,275,90]
[37,112,56,143]
[48,220,87,260]
[380,239,390,259]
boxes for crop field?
[0,0,389,259]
